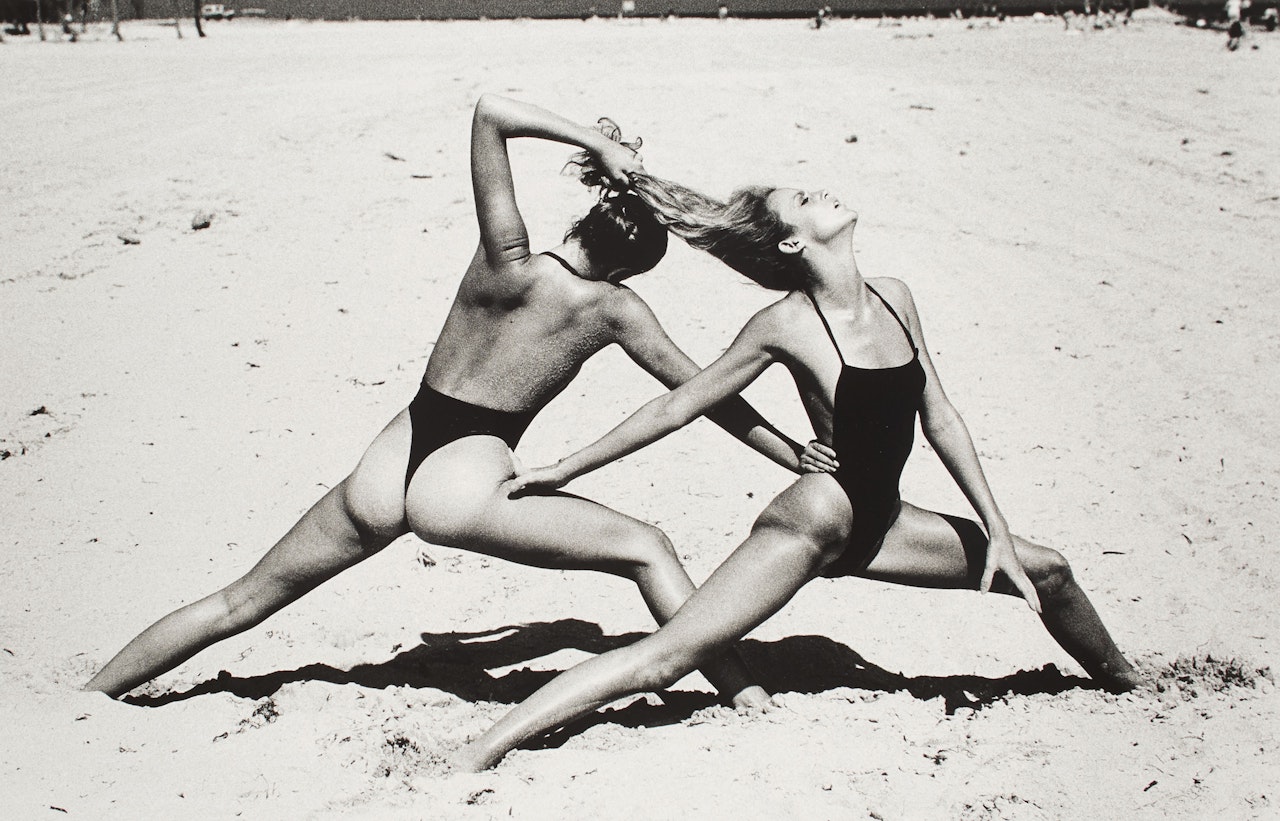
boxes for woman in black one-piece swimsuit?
[83,98,835,702]
[461,180,1145,770]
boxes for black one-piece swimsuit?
[808,285,927,578]
[403,252,582,491]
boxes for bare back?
[422,245,628,413]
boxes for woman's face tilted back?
[765,188,859,251]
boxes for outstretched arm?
[508,309,779,495]
[470,94,644,268]
[608,291,833,473]
[891,280,1041,612]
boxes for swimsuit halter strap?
[866,283,918,354]
[806,283,918,364]
[805,289,847,366]
[543,251,582,278]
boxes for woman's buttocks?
[404,436,520,544]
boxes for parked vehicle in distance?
[201,4,235,20]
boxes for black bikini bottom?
[405,382,538,491]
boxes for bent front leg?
[1010,539,1143,692]
[457,475,848,771]
[866,502,1142,692]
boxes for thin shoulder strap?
[866,283,918,353]
[804,290,847,366]
[543,251,581,278]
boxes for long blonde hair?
[630,176,805,292]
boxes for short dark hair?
[564,192,669,282]
[562,119,669,282]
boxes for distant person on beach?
[458,172,1145,770]
[718,4,729,20]
[83,96,831,702]
[1226,0,1245,49]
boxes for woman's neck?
[802,240,866,309]
[547,241,594,280]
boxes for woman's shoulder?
[867,276,919,316]
[756,290,810,314]
[867,275,913,301]
[737,291,812,343]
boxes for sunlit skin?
[81,97,836,705]
[456,179,1144,771]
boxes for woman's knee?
[758,477,852,550]
[212,578,285,635]
[1019,540,1074,599]
[628,641,704,693]
[749,494,851,574]
[611,523,680,578]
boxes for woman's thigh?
[343,408,413,541]
[640,475,854,659]
[857,501,984,589]
[861,501,1059,595]
[230,412,414,598]
[405,436,674,573]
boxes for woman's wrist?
[579,126,615,156]
[983,516,1010,539]
[553,456,583,485]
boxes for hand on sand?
[503,461,570,498]
[981,530,1041,613]
[799,439,839,474]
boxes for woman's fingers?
[1010,566,1043,613]
[799,440,839,473]
[503,465,565,498]
[981,537,1042,613]
[979,558,997,594]
[810,441,837,459]
[598,143,645,189]
[502,476,530,498]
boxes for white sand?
[2,14,1278,819]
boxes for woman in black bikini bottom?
[83,98,833,702]
[459,179,1144,770]
[400,251,585,492]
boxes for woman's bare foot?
[730,685,772,710]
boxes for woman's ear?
[778,237,806,256]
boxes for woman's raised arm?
[470,94,645,268]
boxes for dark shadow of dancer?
[534,636,1089,750]
[125,619,647,707]
[126,619,1092,726]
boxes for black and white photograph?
[2,1,1277,817]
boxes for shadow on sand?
[126,618,1091,738]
